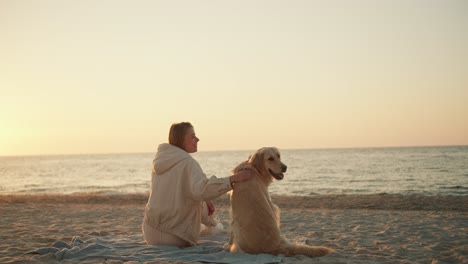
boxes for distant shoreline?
[1,193,466,212]
[1,144,467,158]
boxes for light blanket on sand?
[29,232,283,264]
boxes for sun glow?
[1,0,467,156]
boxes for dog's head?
[248,147,287,185]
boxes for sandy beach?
[1,193,466,263]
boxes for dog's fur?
[224,147,334,257]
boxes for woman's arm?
[187,162,254,201]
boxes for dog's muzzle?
[269,163,287,180]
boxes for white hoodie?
[143,143,232,245]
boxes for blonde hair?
[168,122,193,150]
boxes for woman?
[142,122,253,247]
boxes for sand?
[0,193,467,263]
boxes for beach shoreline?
[1,194,467,263]
[1,193,466,211]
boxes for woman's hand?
[206,201,215,216]
[229,168,255,188]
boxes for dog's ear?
[249,149,265,174]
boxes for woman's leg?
[142,222,190,247]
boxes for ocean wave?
[2,146,467,196]
[438,185,468,195]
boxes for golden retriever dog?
[224,147,334,257]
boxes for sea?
[0,146,467,196]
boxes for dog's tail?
[279,243,334,257]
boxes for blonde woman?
[142,122,253,247]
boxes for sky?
[1,0,467,156]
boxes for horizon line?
[1,144,467,158]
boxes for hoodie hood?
[153,143,190,175]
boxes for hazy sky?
[1,0,467,156]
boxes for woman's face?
[183,127,199,153]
